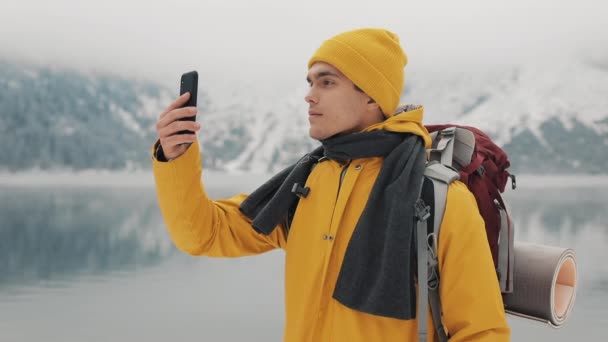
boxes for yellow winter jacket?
[152,106,511,342]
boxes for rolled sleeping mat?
[503,242,577,328]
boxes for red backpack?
[415,124,516,342]
[426,124,515,271]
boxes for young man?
[152,28,510,341]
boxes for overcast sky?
[1,0,607,87]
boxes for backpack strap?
[429,127,456,166]
[429,127,476,170]
[424,162,459,234]
[416,164,459,342]
[415,182,431,342]
[497,201,515,293]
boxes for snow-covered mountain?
[1,58,607,174]
[0,60,174,171]
[198,82,316,173]
[406,59,608,174]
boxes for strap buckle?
[439,127,456,137]
[427,234,440,290]
[510,174,517,190]
[415,198,431,222]
[291,183,310,198]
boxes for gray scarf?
[239,129,427,320]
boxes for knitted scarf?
[240,130,427,320]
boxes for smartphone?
[177,70,198,135]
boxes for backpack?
[415,125,516,342]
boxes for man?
[152,28,510,341]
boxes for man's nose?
[304,88,318,104]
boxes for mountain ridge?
[1,59,606,174]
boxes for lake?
[0,175,607,341]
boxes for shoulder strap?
[415,178,431,342]
[497,201,515,293]
[424,163,458,234]
[429,126,476,170]
[417,164,458,342]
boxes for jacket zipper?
[314,161,350,340]
[283,216,290,236]
[336,161,350,202]
[330,161,350,231]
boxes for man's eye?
[323,79,334,86]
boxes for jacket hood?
[363,104,431,148]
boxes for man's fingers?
[156,107,198,131]
[162,133,197,148]
[155,95,199,160]
[160,92,191,118]
[158,120,200,139]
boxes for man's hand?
[156,92,201,160]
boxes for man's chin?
[309,129,325,141]
[310,133,334,141]
[310,129,351,141]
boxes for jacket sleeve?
[151,140,287,257]
[436,181,511,341]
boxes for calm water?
[0,179,607,341]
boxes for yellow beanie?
[308,28,408,117]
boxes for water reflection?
[507,187,607,234]
[1,184,607,293]
[0,186,175,289]
[0,182,606,341]
[505,186,608,294]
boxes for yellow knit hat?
[308,28,408,117]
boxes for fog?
[2,0,607,87]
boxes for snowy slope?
[200,59,608,174]
[1,58,607,174]
[0,60,174,171]
[198,83,316,173]
[403,59,608,173]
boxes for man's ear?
[366,97,380,111]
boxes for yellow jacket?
[152,107,510,342]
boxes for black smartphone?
[177,70,198,135]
